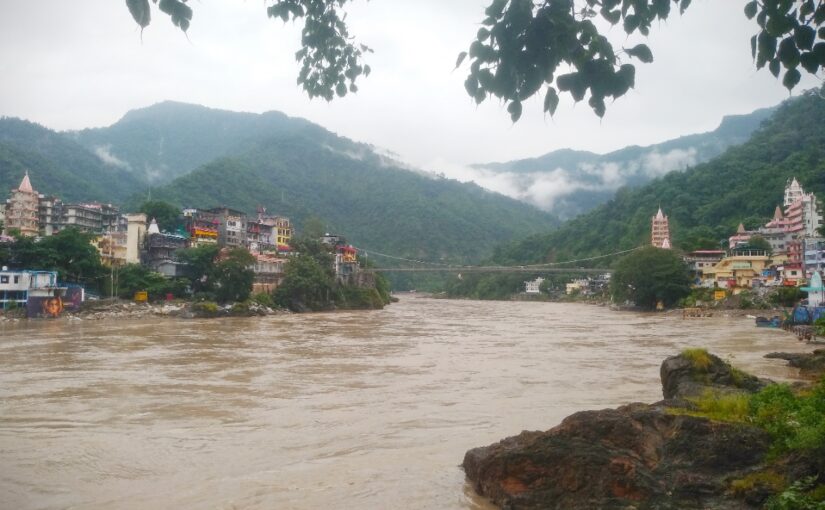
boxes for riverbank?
[463,349,825,509]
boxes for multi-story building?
[524,277,544,294]
[94,232,129,267]
[702,249,772,289]
[683,250,726,282]
[207,207,247,247]
[251,252,286,294]
[125,213,148,264]
[728,223,755,249]
[257,209,292,249]
[757,206,788,254]
[803,238,825,276]
[144,219,188,270]
[4,172,40,237]
[183,209,220,247]
[651,207,671,249]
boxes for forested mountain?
[146,132,557,263]
[72,101,331,183]
[0,118,144,203]
[489,87,825,266]
[473,106,775,219]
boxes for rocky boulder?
[463,402,771,510]
[765,350,825,378]
[660,350,767,400]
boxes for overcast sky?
[0,1,819,175]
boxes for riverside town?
[0,171,389,317]
[5,3,825,509]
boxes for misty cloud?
[93,145,130,169]
[429,147,700,217]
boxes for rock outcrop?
[660,351,767,400]
[765,350,825,378]
[462,351,777,509]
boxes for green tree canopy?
[747,234,773,254]
[1,229,106,287]
[212,248,255,303]
[139,200,182,232]
[176,244,221,294]
[127,0,825,118]
[610,246,691,309]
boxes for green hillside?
[146,132,558,263]
[0,118,145,203]
[490,86,825,266]
[72,101,318,184]
[473,107,775,219]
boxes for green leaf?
[680,0,692,15]
[543,87,559,116]
[601,7,621,25]
[751,34,757,58]
[626,43,654,63]
[813,42,825,66]
[799,52,819,73]
[335,82,347,97]
[744,1,758,20]
[507,100,523,122]
[782,68,801,90]
[769,58,781,77]
[794,25,816,51]
[623,14,640,34]
[126,0,151,28]
[477,27,491,42]
[455,51,468,69]
[589,95,606,118]
[778,36,801,68]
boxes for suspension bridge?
[352,246,643,274]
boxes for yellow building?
[702,250,772,289]
[93,232,128,267]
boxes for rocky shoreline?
[463,350,825,509]
[0,299,287,323]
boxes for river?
[0,297,811,509]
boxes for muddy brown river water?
[0,297,812,509]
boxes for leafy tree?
[139,200,182,232]
[212,248,255,303]
[747,234,773,254]
[117,263,188,300]
[301,216,328,240]
[6,229,105,286]
[127,0,825,118]
[274,253,335,311]
[176,244,220,293]
[610,246,691,309]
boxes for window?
[0,276,8,284]
[13,276,19,284]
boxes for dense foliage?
[212,248,255,303]
[127,1,825,118]
[489,86,825,265]
[116,264,188,300]
[139,200,182,232]
[274,237,391,311]
[0,118,144,203]
[610,246,691,309]
[0,229,106,289]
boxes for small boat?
[755,316,782,328]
